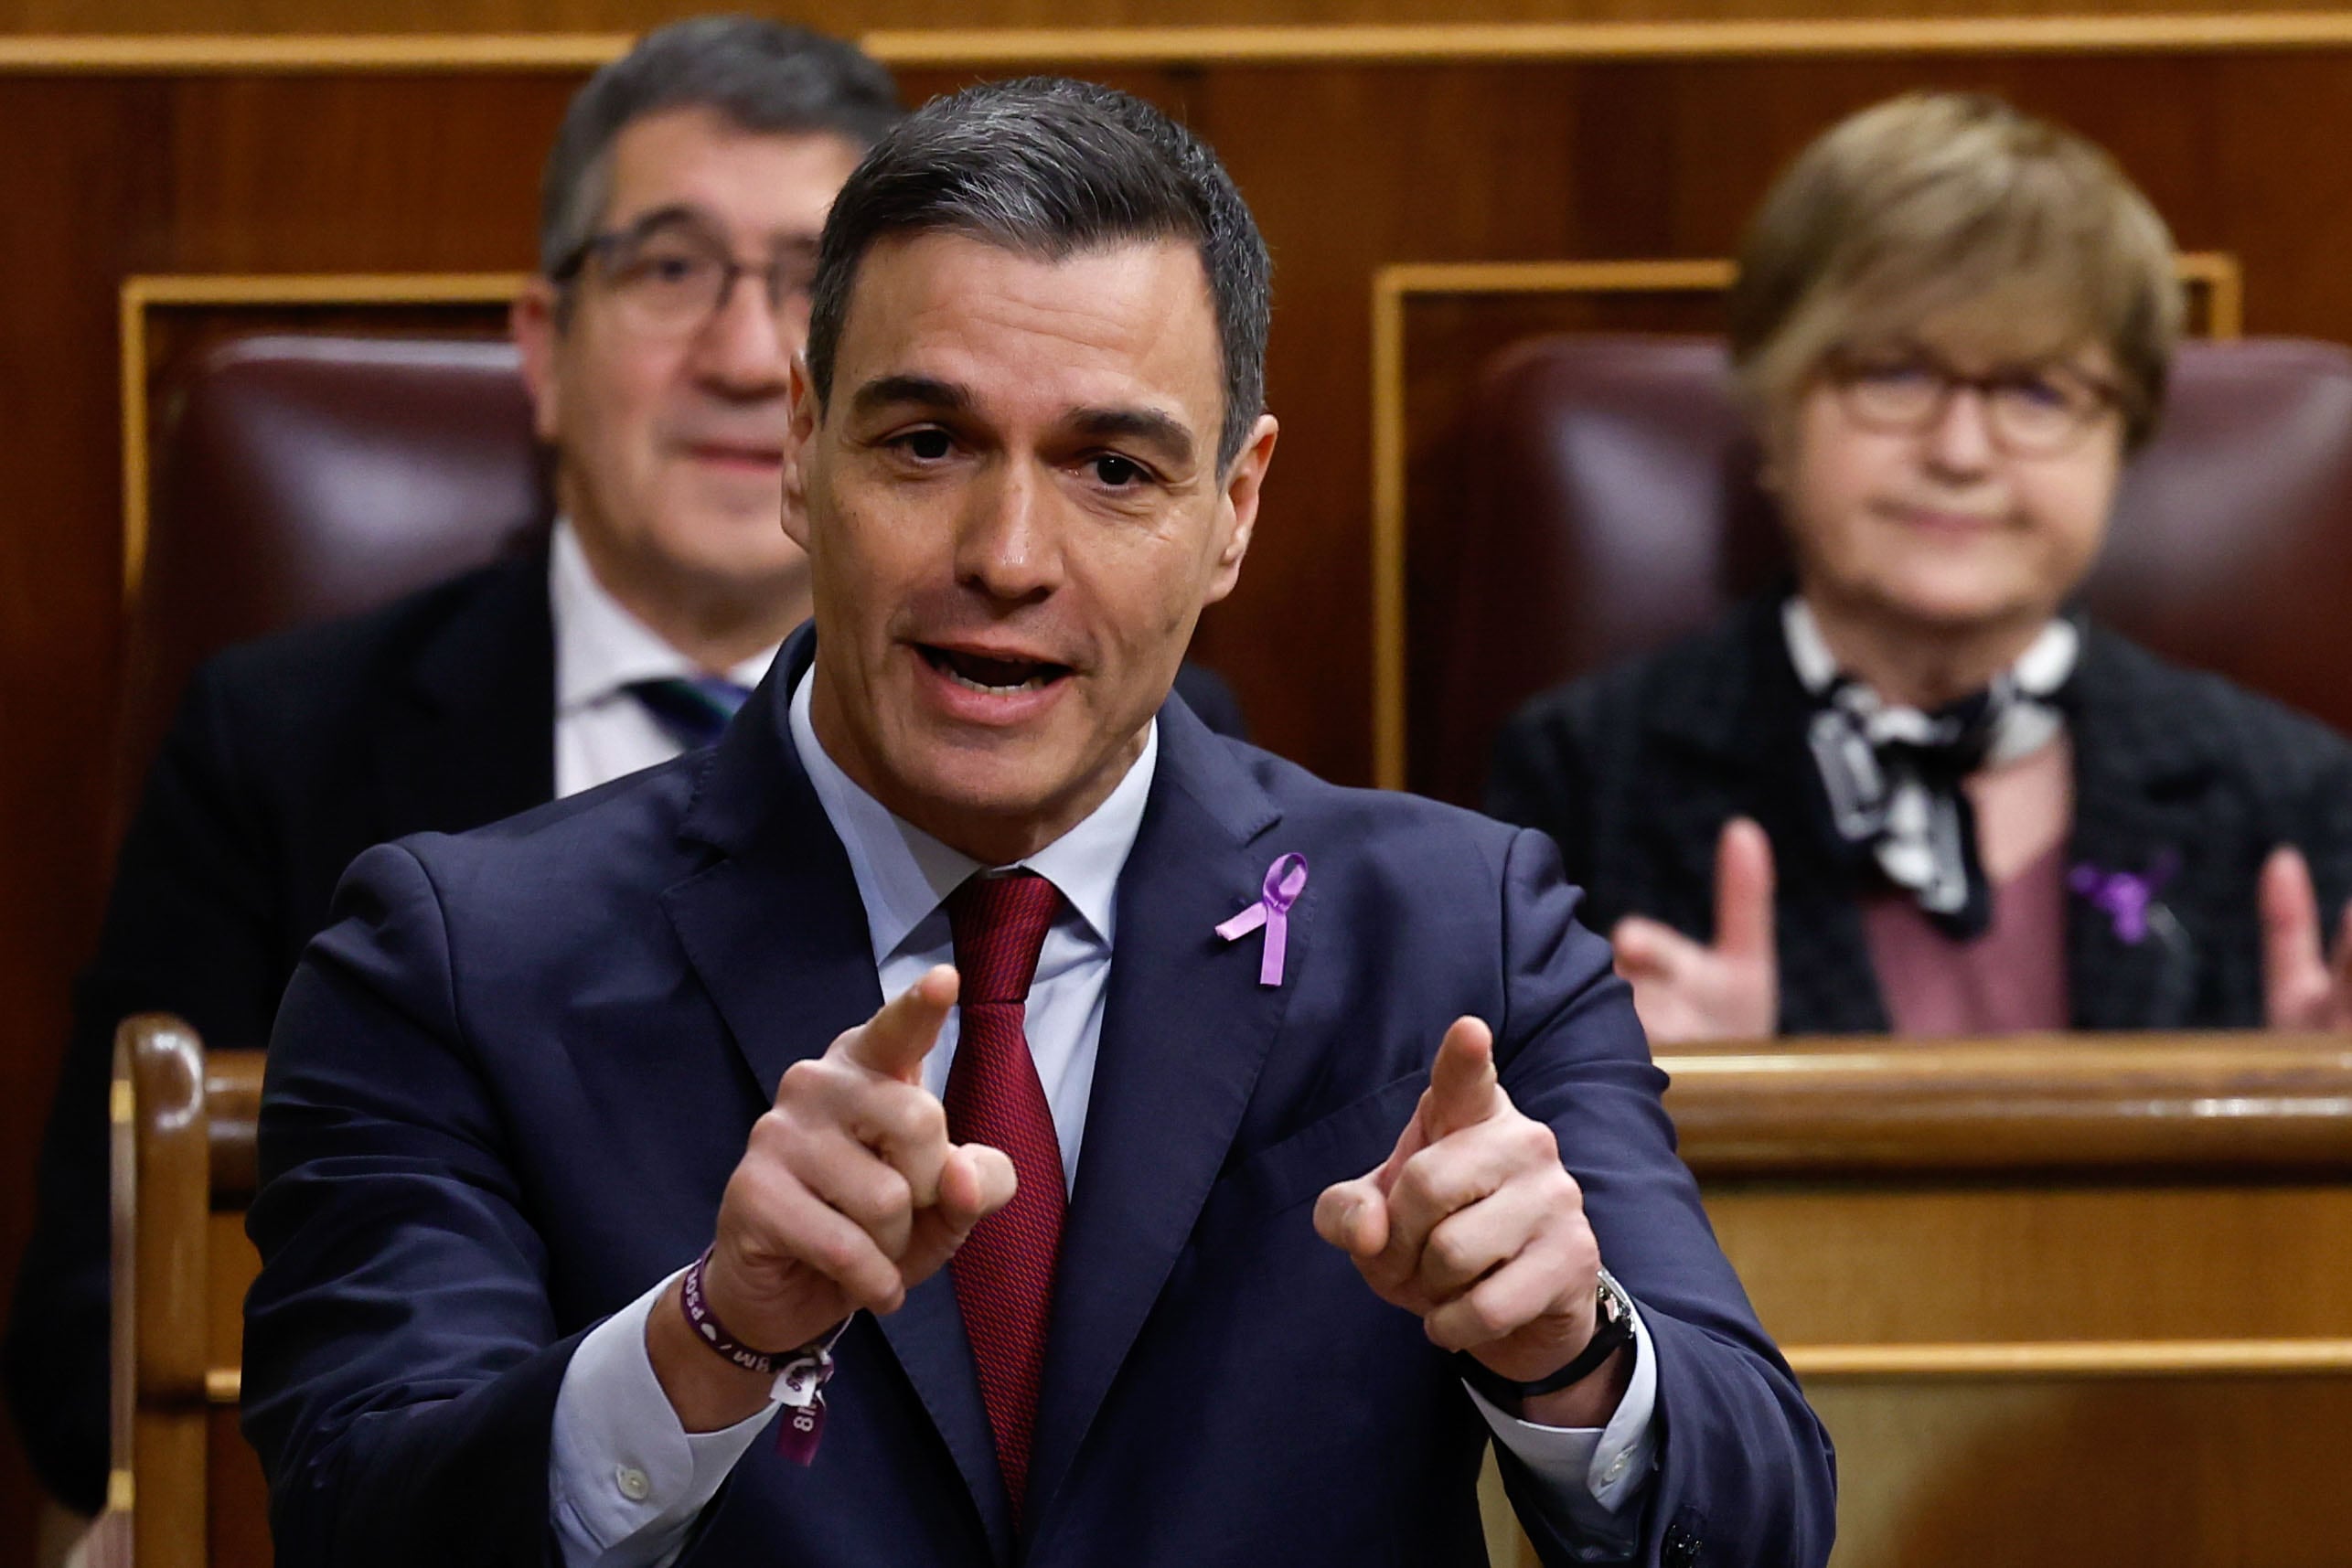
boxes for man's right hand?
[647,966,1016,1429]
[1608,818,1779,1045]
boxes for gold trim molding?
[1368,252,2243,790]
[1785,1338,2352,1378]
[119,272,527,604]
[196,1337,2352,1405]
[16,15,2352,73]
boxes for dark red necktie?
[944,869,1067,1518]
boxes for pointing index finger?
[1424,1017,1502,1141]
[838,965,960,1084]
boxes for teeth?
[946,667,1045,695]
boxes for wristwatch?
[1456,1268,1636,1404]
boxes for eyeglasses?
[552,213,818,338]
[1823,345,2126,457]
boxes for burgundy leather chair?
[1420,334,2352,805]
[122,334,548,813]
[96,331,545,1567]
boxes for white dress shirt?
[549,518,781,800]
[548,664,1659,1567]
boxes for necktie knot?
[947,870,1061,1005]
[627,675,753,752]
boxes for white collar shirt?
[548,517,781,798]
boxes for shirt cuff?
[549,1269,779,1568]
[1465,1302,1660,1531]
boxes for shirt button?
[1602,1454,1628,1482]
[615,1466,652,1502]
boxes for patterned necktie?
[626,675,753,752]
[1784,598,2078,939]
[943,869,1066,1520]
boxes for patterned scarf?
[1783,598,2078,940]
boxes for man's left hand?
[1314,1018,1628,1425]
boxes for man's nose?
[1922,385,1998,475]
[689,274,796,396]
[956,463,1064,604]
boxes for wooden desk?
[1484,1033,2352,1567]
[127,1029,2352,1566]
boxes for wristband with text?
[679,1247,846,1466]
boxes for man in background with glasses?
[3,16,1242,1541]
[1490,91,2352,1043]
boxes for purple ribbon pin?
[2069,852,2178,945]
[1218,852,1310,987]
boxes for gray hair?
[805,76,1273,473]
[539,16,901,278]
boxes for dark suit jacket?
[1488,594,2352,1034]
[5,553,555,1512]
[241,628,1833,1568]
[0,540,1256,1516]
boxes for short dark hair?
[540,16,902,278]
[805,76,1272,472]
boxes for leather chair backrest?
[123,334,548,811]
[1426,334,2352,805]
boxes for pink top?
[1863,840,2071,1036]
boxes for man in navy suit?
[242,77,1833,1567]
[6,20,1239,1529]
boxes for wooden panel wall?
[13,34,2352,1559]
[20,0,2352,37]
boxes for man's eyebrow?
[607,203,711,242]
[851,375,973,416]
[1069,407,1195,467]
[609,205,818,256]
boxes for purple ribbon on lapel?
[1217,852,1310,987]
[2068,852,2178,945]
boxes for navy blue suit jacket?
[242,631,1833,1568]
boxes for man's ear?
[780,354,822,551]
[1203,412,1279,606]
[510,282,564,444]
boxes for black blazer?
[1487,594,2352,1037]
[0,543,1253,1513]
[4,555,556,1511]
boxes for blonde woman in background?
[1490,91,2352,1041]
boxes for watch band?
[1457,1268,1635,1403]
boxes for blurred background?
[10,0,2352,1562]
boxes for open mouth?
[919,645,1074,695]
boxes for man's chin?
[666,538,808,597]
[871,733,1136,859]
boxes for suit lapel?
[1022,706,1291,1541]
[2064,632,2216,1030]
[375,553,555,834]
[659,630,1011,1559]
